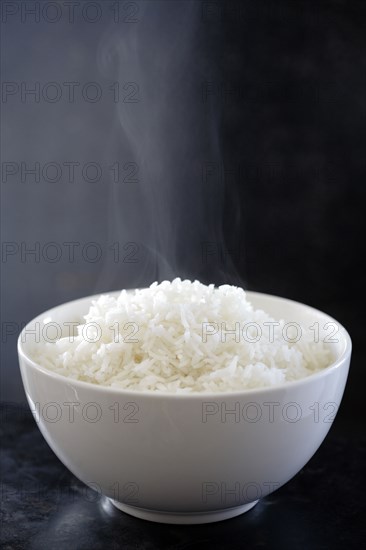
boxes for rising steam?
[96,0,241,290]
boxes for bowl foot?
[109,499,259,524]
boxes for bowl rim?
[17,290,352,400]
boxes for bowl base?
[109,499,259,524]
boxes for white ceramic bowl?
[18,291,351,524]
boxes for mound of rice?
[31,279,331,393]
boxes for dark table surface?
[1,402,364,550]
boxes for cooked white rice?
[31,279,331,393]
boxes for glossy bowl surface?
[18,291,351,524]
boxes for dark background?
[1,1,365,548]
[221,0,366,433]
